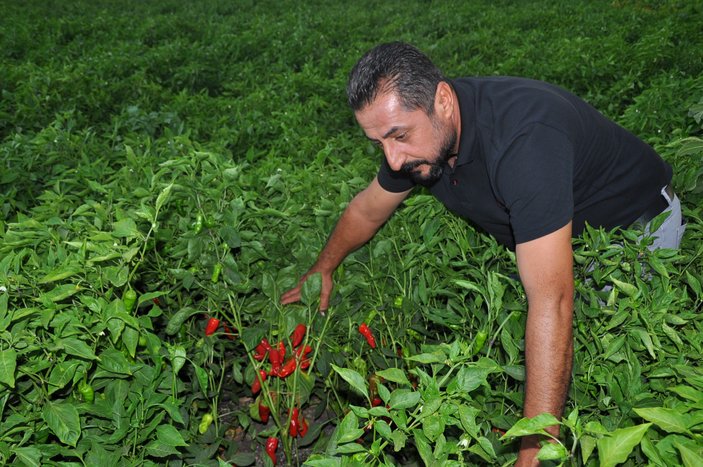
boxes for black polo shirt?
[377,77,672,250]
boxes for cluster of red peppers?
[251,324,311,394]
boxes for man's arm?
[514,221,574,467]
[280,177,410,310]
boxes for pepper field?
[1,1,702,465]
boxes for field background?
[1,1,702,466]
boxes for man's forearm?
[312,199,386,273]
[518,296,574,464]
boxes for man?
[280,42,684,466]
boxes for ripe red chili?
[277,359,297,378]
[278,341,286,360]
[205,317,220,336]
[289,407,299,437]
[358,322,377,348]
[251,369,267,395]
[259,402,270,424]
[371,397,383,407]
[265,437,278,465]
[254,338,272,361]
[290,324,306,348]
[223,324,236,340]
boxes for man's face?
[355,91,457,187]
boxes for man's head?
[347,42,459,186]
[347,42,445,114]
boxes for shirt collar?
[449,79,477,167]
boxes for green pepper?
[198,413,214,434]
[78,381,94,403]
[471,330,488,356]
[211,263,222,283]
[193,214,204,234]
[123,289,137,313]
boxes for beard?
[399,125,457,187]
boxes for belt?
[632,185,674,226]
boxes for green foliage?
[1,0,702,465]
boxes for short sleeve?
[376,157,416,193]
[494,123,574,244]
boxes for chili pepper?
[299,417,309,438]
[265,437,278,465]
[205,317,220,336]
[259,402,271,424]
[251,369,267,395]
[371,397,383,407]
[278,341,286,360]
[277,359,297,378]
[123,289,137,313]
[193,214,204,234]
[198,413,214,434]
[78,381,94,403]
[211,263,222,283]
[358,322,376,348]
[289,407,299,437]
[254,338,271,361]
[295,344,312,358]
[472,330,488,356]
[290,324,306,348]
[223,324,236,340]
[152,297,161,306]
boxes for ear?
[434,81,454,119]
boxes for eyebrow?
[365,126,404,142]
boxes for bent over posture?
[280,42,684,466]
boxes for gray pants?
[643,185,686,250]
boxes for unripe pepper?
[78,381,94,403]
[211,263,222,283]
[198,413,214,434]
[123,289,137,313]
[358,322,376,348]
[265,437,278,465]
[205,317,220,336]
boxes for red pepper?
[290,324,306,348]
[295,344,312,358]
[205,317,220,336]
[277,359,297,378]
[358,322,376,348]
[371,397,383,407]
[265,437,278,465]
[289,407,299,437]
[278,341,286,360]
[299,417,309,438]
[223,324,236,340]
[269,345,282,367]
[251,370,267,395]
[254,338,271,361]
[259,402,270,424]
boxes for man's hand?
[514,221,574,467]
[280,267,334,312]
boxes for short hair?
[347,42,446,114]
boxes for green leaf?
[675,442,703,467]
[43,401,81,447]
[0,349,17,388]
[336,410,365,444]
[610,277,639,297]
[12,446,42,467]
[61,338,98,360]
[47,360,81,394]
[156,424,188,447]
[502,413,560,438]
[300,272,322,306]
[596,423,652,467]
[374,419,393,440]
[155,183,174,214]
[375,368,410,386]
[113,219,140,239]
[390,430,408,452]
[634,407,691,434]
[38,263,81,284]
[388,389,421,410]
[145,440,180,457]
[331,365,368,400]
[407,351,446,364]
[580,434,597,464]
[536,442,569,461]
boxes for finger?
[280,288,301,305]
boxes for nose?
[384,143,405,172]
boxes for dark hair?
[346,42,446,114]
